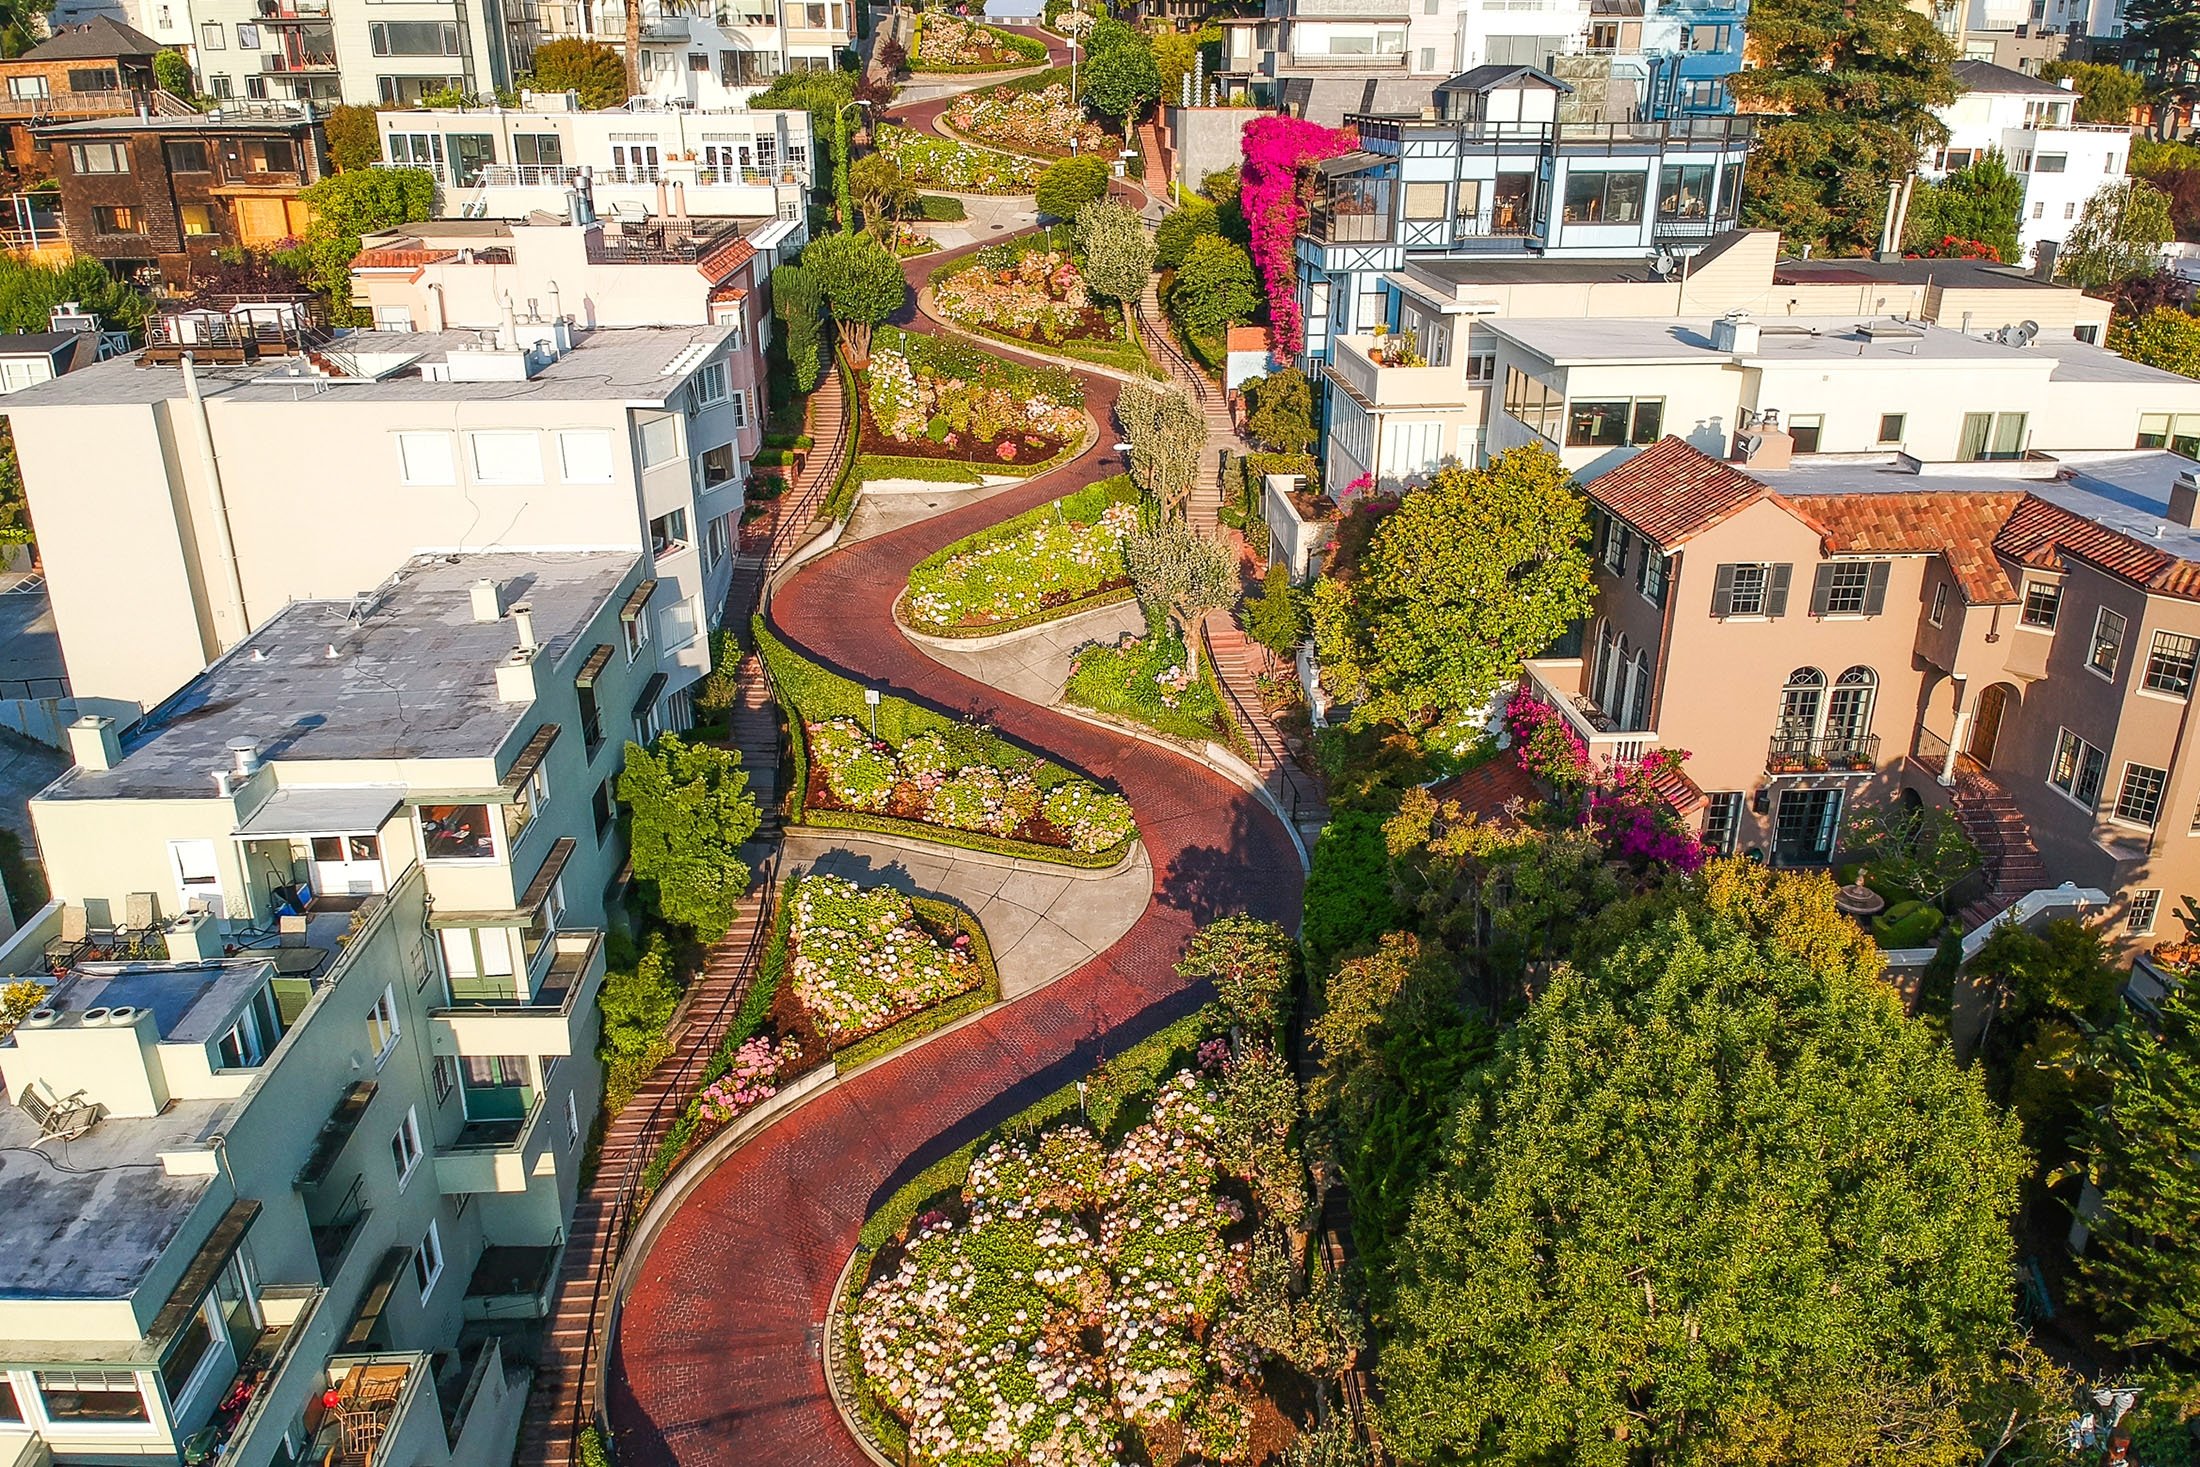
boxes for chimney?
[1710,312,1760,355]
[2033,239,2059,282]
[67,714,120,772]
[470,578,502,622]
[495,646,541,704]
[2170,470,2200,529]
[226,736,260,778]
[511,600,536,651]
[1731,419,1795,470]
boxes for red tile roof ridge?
[1581,436,1771,551]
[695,234,756,281]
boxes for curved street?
[605,103,1301,1466]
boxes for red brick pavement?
[606,230,1304,1467]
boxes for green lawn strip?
[1064,627,1236,745]
[855,454,987,484]
[832,893,1001,1071]
[839,1004,1218,1455]
[821,353,865,522]
[901,474,1142,636]
[754,618,1135,868]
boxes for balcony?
[1327,335,1472,409]
[432,930,604,1057]
[216,1286,329,1467]
[308,1353,433,1467]
[1521,658,1659,767]
[436,1095,548,1193]
[1765,730,1880,774]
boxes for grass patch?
[856,454,988,484]
[915,193,967,221]
[901,474,1142,636]
[832,893,1001,1070]
[1065,623,1235,744]
[821,352,865,523]
[755,618,1135,868]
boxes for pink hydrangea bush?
[1240,115,1356,358]
[696,1035,803,1125]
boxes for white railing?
[1960,882,2109,961]
[1520,659,1657,767]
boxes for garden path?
[606,191,1303,1467]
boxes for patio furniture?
[610,200,649,227]
[43,903,89,973]
[115,891,160,959]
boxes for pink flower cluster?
[1504,684,1708,875]
[1239,115,1356,359]
[698,1035,796,1125]
[1503,683,1592,789]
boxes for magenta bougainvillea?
[1240,115,1356,359]
[1504,683,1594,789]
[1504,684,1708,875]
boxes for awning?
[500,724,561,794]
[234,786,405,839]
[631,672,667,720]
[146,1199,261,1350]
[574,644,614,689]
[429,837,576,927]
[296,1081,378,1190]
[1316,151,1386,178]
[618,578,658,624]
[343,1247,412,1351]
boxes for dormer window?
[215,982,283,1070]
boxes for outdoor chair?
[43,903,88,973]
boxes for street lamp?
[1068,0,1080,107]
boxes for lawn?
[1065,623,1238,745]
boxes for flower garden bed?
[862,325,1085,472]
[901,474,1145,636]
[756,620,1138,867]
[945,81,1109,159]
[1066,626,1241,746]
[841,1005,1315,1467]
[876,125,1045,194]
[931,239,1157,377]
[910,11,1049,71]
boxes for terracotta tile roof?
[1647,757,1707,817]
[1783,491,2026,603]
[1225,325,1268,353]
[1581,436,1772,551]
[1425,755,1538,824]
[695,234,756,282]
[1997,494,2200,600]
[352,246,453,270]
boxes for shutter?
[1863,561,1891,616]
[1711,563,1736,616]
[1614,528,1631,578]
[1808,564,1834,617]
[1766,564,1792,617]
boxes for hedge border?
[898,474,1144,638]
[754,618,1137,869]
[822,351,865,523]
[831,891,1001,1070]
[855,454,987,485]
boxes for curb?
[822,1248,899,1467]
[779,821,1144,880]
[894,586,1137,651]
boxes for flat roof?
[34,111,315,135]
[0,322,735,410]
[46,959,275,1044]
[43,551,637,802]
[1771,256,2069,291]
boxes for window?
[1567,400,1630,448]
[2076,323,2102,345]
[1658,162,1714,220]
[421,803,495,861]
[240,138,294,174]
[557,430,615,484]
[371,19,461,53]
[413,1220,444,1300]
[2091,607,2127,678]
[650,508,690,554]
[1637,545,1667,607]
[568,1089,582,1145]
[179,204,216,237]
[1930,580,1949,627]
[69,142,128,177]
[5,76,45,100]
[2146,631,2198,697]
[2050,727,2108,806]
[1824,666,1877,749]
[1561,169,1645,224]
[2021,581,2062,629]
[728,390,748,430]
[201,18,225,47]
[1877,413,1905,444]
[1786,414,1824,454]
[2065,201,2077,218]
[2116,762,2167,824]
[705,512,732,570]
[1464,351,1496,385]
[2034,152,2068,172]
[432,1054,456,1105]
[640,414,681,466]
[368,984,401,1063]
[2137,413,2200,458]
[165,140,209,173]
[36,1372,148,1423]
[623,606,650,660]
[91,205,141,235]
[469,431,542,485]
[503,764,549,844]
[1936,147,1975,171]
[1503,367,1562,442]
[1778,667,1824,738]
[696,361,728,404]
[375,306,414,332]
[1402,181,1448,219]
[1600,516,1631,576]
[701,443,736,487]
[216,983,281,1069]
[1958,411,2028,461]
[1684,21,1729,49]
[160,1309,214,1399]
[658,596,700,650]
[462,1054,532,1117]
[1810,561,1888,617]
[244,75,267,101]
[514,133,563,168]
[390,1105,423,1187]
[2032,202,2045,219]
[396,431,455,485]
[690,49,710,70]
[209,75,230,99]
[1702,791,1743,854]
[593,777,615,840]
[1711,562,1790,617]
[0,1377,19,1422]
[2129,888,2162,934]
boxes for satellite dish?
[2016,320,2040,346]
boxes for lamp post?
[1069,0,1080,107]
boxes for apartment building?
[46,0,201,64]
[529,0,854,101]
[0,549,635,1467]
[347,213,789,465]
[33,102,329,286]
[178,0,537,108]
[1,309,746,725]
[375,94,812,227]
[1922,60,2130,267]
[1522,435,2200,951]
[0,18,166,185]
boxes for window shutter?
[1808,564,1835,617]
[1863,561,1891,616]
[1615,529,1631,578]
[1766,564,1792,617]
[1711,563,1736,616]
[1589,509,1607,559]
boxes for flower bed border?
[755,619,1137,869]
[896,473,1144,638]
[899,583,1137,642]
[907,14,1050,72]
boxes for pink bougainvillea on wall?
[1240,114,1356,360]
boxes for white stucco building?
[1924,59,2131,267]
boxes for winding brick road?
[605,205,1303,1463]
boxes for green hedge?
[856,454,987,484]
[1872,899,1946,949]
[915,193,968,221]
[833,893,1001,1070]
[821,353,865,523]
[754,618,1136,868]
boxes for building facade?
[0,17,166,186]
[1924,60,2131,267]
[179,0,538,108]
[528,0,854,103]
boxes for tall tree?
[277,167,434,324]
[2125,0,2200,100]
[1114,379,1206,516]
[2059,179,2176,290]
[1073,199,1154,347]
[848,152,915,240]
[1732,0,1959,256]
[1170,234,1258,338]
[527,38,628,109]
[1310,446,1593,730]
[152,49,197,105]
[617,734,761,942]
[2041,59,2146,124]
[770,262,826,391]
[1242,366,1316,454]
[1380,870,2028,1465]
[624,0,642,101]
[322,103,383,171]
[1079,25,1161,130]
[801,229,906,364]
[2109,305,2200,377]
[1123,516,1235,673]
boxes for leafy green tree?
[2110,305,2200,377]
[322,103,383,171]
[1123,515,1233,671]
[1242,366,1315,453]
[755,68,856,189]
[617,734,761,942]
[0,254,146,336]
[1216,1042,1308,1224]
[1079,23,1161,128]
[2059,179,2176,291]
[1035,154,1110,220]
[1311,446,1593,729]
[1381,875,2028,1465]
[525,38,628,109]
[1840,797,1980,904]
[2042,59,2146,123]
[1072,199,1153,347]
[1301,808,1403,975]
[1733,0,1959,256]
[1170,234,1257,338]
[771,262,826,391]
[1902,150,2026,264]
[1244,562,1305,658]
[848,151,915,240]
[597,930,679,1110]
[277,168,434,324]
[2076,984,2200,1353]
[1114,379,1205,516]
[2125,0,2200,96]
[801,229,905,364]
[152,49,196,104]
[1155,197,1218,269]
[1176,915,1296,1035]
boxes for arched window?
[1628,648,1654,731]
[1825,666,1878,750]
[1600,630,1631,717]
[1591,620,1615,710]
[1778,668,1825,738]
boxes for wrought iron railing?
[1764,730,1880,773]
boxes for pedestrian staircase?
[1201,610,1327,846]
[1949,766,2050,929]
[1137,278,1235,538]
